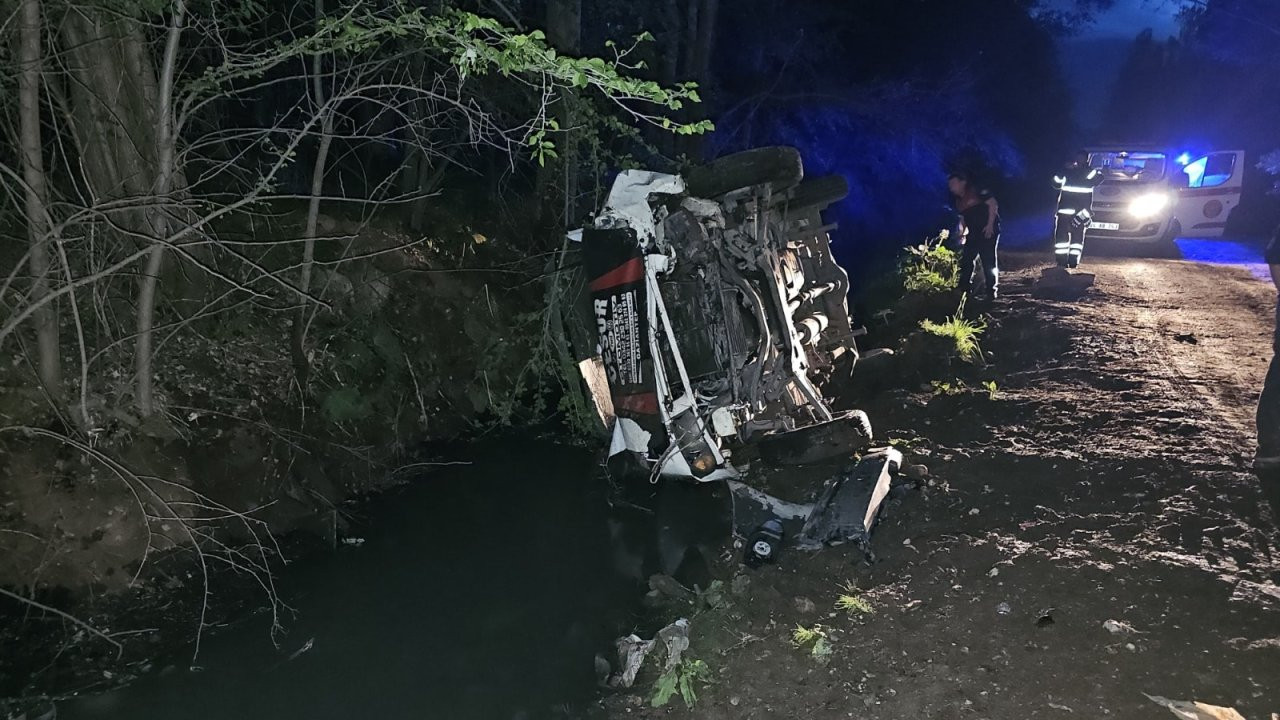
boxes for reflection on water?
[62,439,630,720]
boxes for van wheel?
[781,174,849,212]
[758,410,874,466]
[1154,219,1181,258]
[684,146,804,199]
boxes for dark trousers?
[958,234,999,295]
[1054,216,1086,268]
[1258,306,1280,457]
[1257,302,1280,520]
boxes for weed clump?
[651,659,713,708]
[901,231,959,293]
[791,624,833,662]
[919,296,987,364]
[835,582,875,616]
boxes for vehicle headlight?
[1128,192,1171,219]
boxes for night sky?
[1058,0,1190,129]
[1084,0,1186,38]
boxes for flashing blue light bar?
[1176,152,1192,166]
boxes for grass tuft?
[835,582,875,616]
[920,296,987,364]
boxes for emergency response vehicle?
[1078,146,1246,243]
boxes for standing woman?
[948,171,1002,300]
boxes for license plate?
[1091,221,1120,231]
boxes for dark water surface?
[62,439,630,720]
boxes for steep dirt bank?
[0,209,579,707]
[601,251,1280,719]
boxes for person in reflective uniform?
[948,170,1001,299]
[1052,151,1105,269]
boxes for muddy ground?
[604,251,1280,719]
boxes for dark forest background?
[2,0,1279,455]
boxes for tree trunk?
[546,0,581,52]
[680,0,721,156]
[682,0,699,82]
[693,0,719,85]
[290,0,334,391]
[541,0,582,225]
[135,0,187,417]
[58,6,161,225]
[18,0,62,400]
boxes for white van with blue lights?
[1079,146,1246,243]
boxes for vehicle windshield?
[1088,151,1168,181]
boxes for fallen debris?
[744,519,786,568]
[287,638,314,661]
[1102,619,1142,635]
[1036,608,1056,627]
[606,618,692,689]
[608,635,656,689]
[1145,693,1247,720]
[656,619,691,673]
[797,448,903,550]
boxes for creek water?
[60,439,633,720]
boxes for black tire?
[757,409,874,467]
[684,146,804,199]
[1153,219,1182,258]
[781,174,849,211]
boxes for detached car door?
[1174,150,1246,238]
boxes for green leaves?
[651,659,713,708]
[791,624,834,663]
[901,232,960,293]
[179,4,707,173]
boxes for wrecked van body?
[566,147,900,566]
[578,147,872,483]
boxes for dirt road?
[607,251,1280,719]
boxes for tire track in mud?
[1087,257,1273,457]
[994,257,1279,575]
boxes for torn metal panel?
[596,170,686,246]
[578,357,615,428]
[797,447,903,550]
